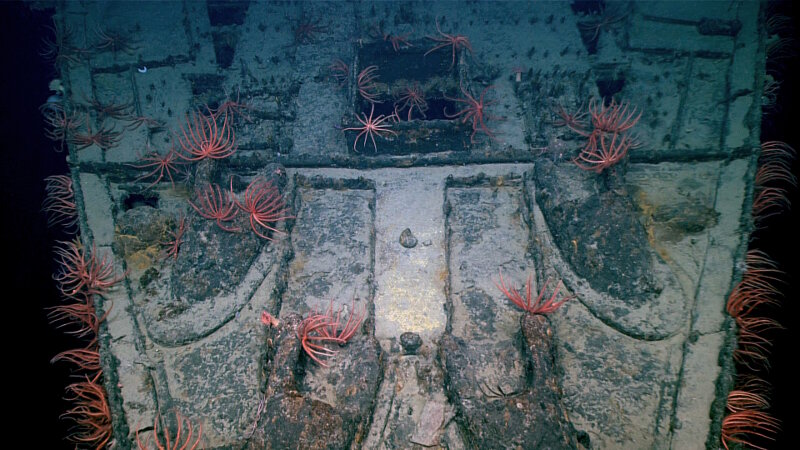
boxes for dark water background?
[1,2,796,448]
[2,3,74,447]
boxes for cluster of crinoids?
[135,411,203,450]
[292,299,366,367]
[330,17,500,152]
[42,17,294,248]
[40,21,152,154]
[40,19,288,445]
[44,194,203,448]
[39,108,246,445]
[719,141,796,450]
[47,236,125,448]
[162,95,294,247]
[495,271,574,316]
[41,107,120,446]
[42,94,282,445]
[554,97,641,174]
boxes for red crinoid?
[755,159,796,187]
[752,141,796,227]
[53,238,125,299]
[85,95,134,122]
[47,299,111,340]
[721,378,780,450]
[726,250,783,319]
[752,187,791,224]
[495,272,574,315]
[316,298,365,343]
[725,249,784,371]
[577,4,628,44]
[734,316,782,371]
[569,98,642,173]
[213,87,253,123]
[40,19,85,65]
[724,407,778,438]
[586,98,641,134]
[176,108,237,161]
[297,313,341,366]
[573,130,638,174]
[552,100,588,132]
[161,214,187,261]
[342,103,398,152]
[357,65,381,103]
[51,347,102,372]
[124,114,164,131]
[425,17,473,68]
[188,183,241,232]
[43,174,78,230]
[445,84,500,143]
[62,372,113,449]
[41,102,84,151]
[385,31,413,52]
[759,140,796,161]
[293,16,327,44]
[329,58,349,87]
[128,146,186,189]
[370,22,414,52]
[725,278,781,321]
[94,26,139,56]
[394,82,428,121]
[297,300,364,367]
[69,115,123,151]
[231,178,293,240]
[136,411,203,450]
